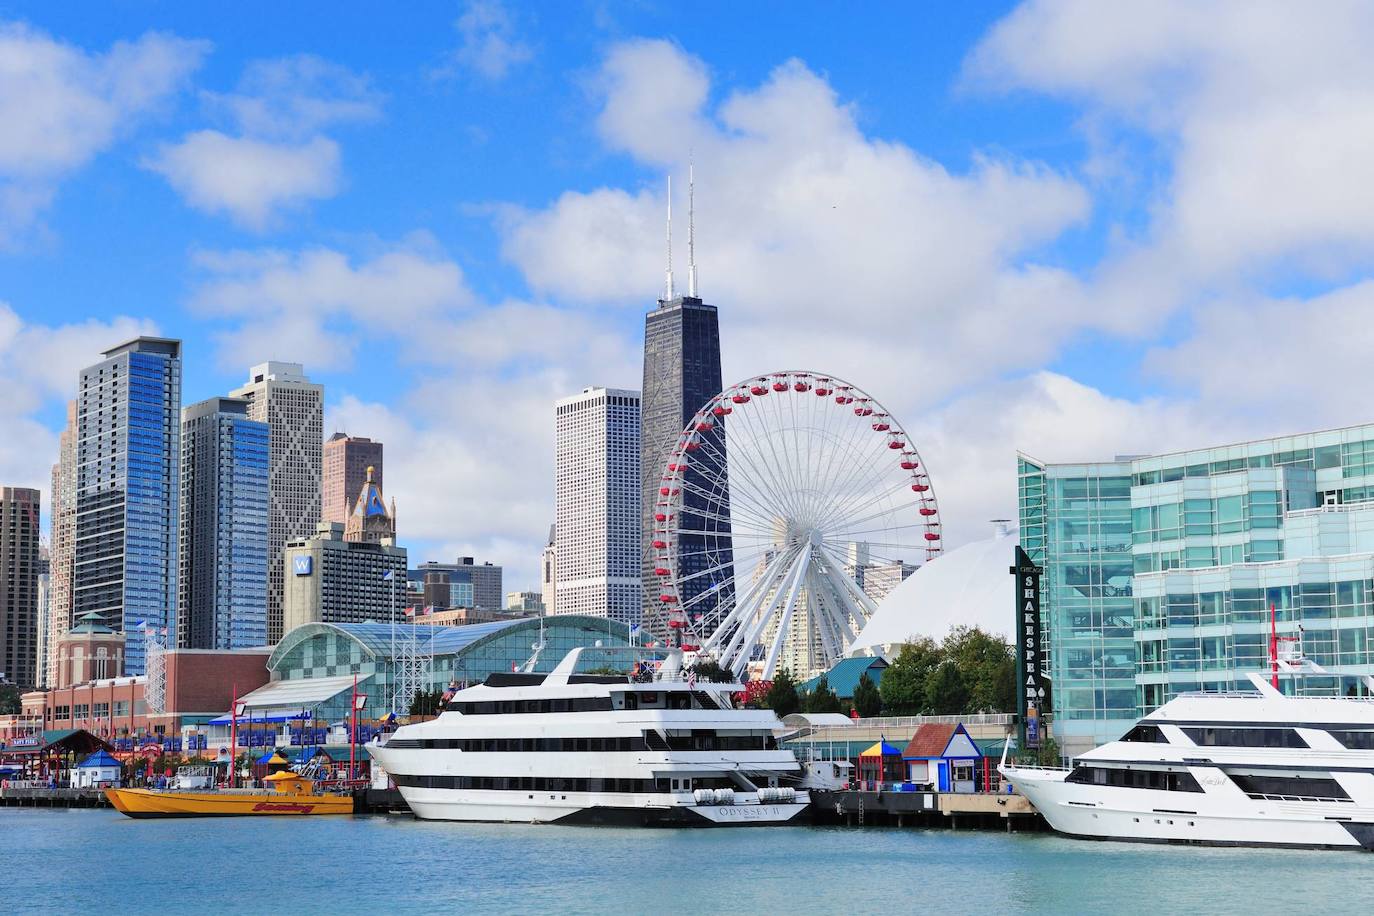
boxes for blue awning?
[206,708,312,726]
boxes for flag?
[686,669,697,690]
[404,606,416,617]
[383,570,395,581]
[510,662,518,672]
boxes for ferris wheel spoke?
[718,547,803,671]
[703,409,805,524]
[730,393,810,522]
[812,474,912,536]
[683,435,795,527]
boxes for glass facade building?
[73,338,182,675]
[262,616,635,724]
[1020,423,1374,756]
[178,397,270,650]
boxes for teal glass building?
[1019,424,1374,756]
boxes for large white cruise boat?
[367,648,810,826]
[1001,673,1374,850]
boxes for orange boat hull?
[104,788,353,818]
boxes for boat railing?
[1001,763,1071,773]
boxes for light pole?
[349,675,367,785]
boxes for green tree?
[409,689,445,717]
[852,672,881,718]
[943,626,1016,712]
[689,658,734,683]
[925,660,969,715]
[806,675,842,714]
[879,637,941,715]
[764,669,801,718]
[1035,735,1061,767]
[0,684,20,715]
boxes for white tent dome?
[850,524,1017,652]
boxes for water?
[5,809,1373,914]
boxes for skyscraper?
[45,400,76,688]
[322,433,383,527]
[0,487,40,688]
[640,263,732,631]
[178,397,270,650]
[343,465,396,544]
[556,387,641,625]
[230,362,323,644]
[73,337,182,675]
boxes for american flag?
[686,669,697,690]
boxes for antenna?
[664,175,675,301]
[688,160,698,297]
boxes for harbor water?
[6,808,1373,914]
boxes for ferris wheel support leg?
[762,550,812,680]
[722,548,804,678]
[813,546,877,649]
[706,545,794,659]
[806,566,843,665]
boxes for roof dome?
[850,523,1017,652]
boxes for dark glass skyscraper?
[179,397,269,650]
[641,295,734,632]
[73,337,182,674]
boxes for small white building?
[71,750,122,788]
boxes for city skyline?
[5,3,1374,594]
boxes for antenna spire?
[688,160,698,298]
[664,175,675,301]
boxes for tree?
[879,637,941,715]
[689,658,734,683]
[409,689,444,717]
[852,672,881,718]
[764,668,800,718]
[925,660,969,715]
[806,675,842,714]
[0,684,20,715]
[943,626,1016,713]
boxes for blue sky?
[5,2,1374,588]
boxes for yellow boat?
[104,771,354,818]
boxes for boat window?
[1121,724,1168,743]
[1065,765,1203,793]
[1228,773,1350,801]
[1327,730,1374,750]
[1181,727,1308,749]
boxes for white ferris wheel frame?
[649,369,943,680]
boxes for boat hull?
[104,788,353,818]
[1003,766,1374,851]
[396,786,809,826]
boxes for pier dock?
[0,787,111,809]
[810,789,1044,831]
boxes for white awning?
[236,674,358,713]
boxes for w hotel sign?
[1011,546,1048,748]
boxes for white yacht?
[1001,673,1374,850]
[367,648,810,826]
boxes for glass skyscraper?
[1021,423,1374,756]
[178,397,269,650]
[73,337,182,675]
[640,295,734,634]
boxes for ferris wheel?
[649,370,942,680]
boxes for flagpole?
[229,683,238,789]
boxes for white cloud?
[501,40,1093,411]
[968,1,1374,281]
[912,372,1250,548]
[203,54,383,138]
[438,0,534,81]
[190,241,474,370]
[0,21,207,243]
[0,301,159,503]
[148,53,381,229]
[146,132,340,230]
